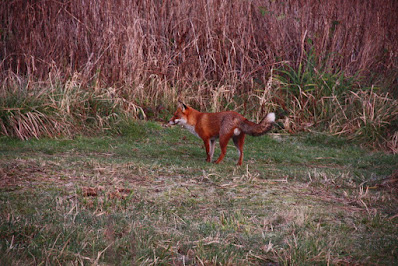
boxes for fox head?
[168,101,189,125]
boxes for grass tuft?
[0,74,145,140]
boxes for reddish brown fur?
[169,102,275,165]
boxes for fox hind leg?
[233,133,245,165]
[204,138,217,162]
[209,138,216,162]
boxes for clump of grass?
[272,48,398,151]
[273,47,359,130]
[329,89,398,151]
[274,47,358,98]
[0,74,144,140]
[0,76,67,139]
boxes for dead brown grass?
[1,0,397,90]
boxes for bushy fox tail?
[240,112,276,136]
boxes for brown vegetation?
[1,0,397,151]
[2,0,397,88]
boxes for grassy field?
[0,121,397,265]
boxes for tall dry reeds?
[1,0,397,90]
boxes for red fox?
[168,101,275,165]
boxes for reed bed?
[2,0,397,88]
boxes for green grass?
[0,121,397,265]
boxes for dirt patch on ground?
[0,157,149,190]
[0,159,52,188]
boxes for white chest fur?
[176,118,200,138]
[183,123,200,138]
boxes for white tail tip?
[266,112,276,123]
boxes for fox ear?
[178,100,188,111]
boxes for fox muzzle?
[168,120,177,125]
